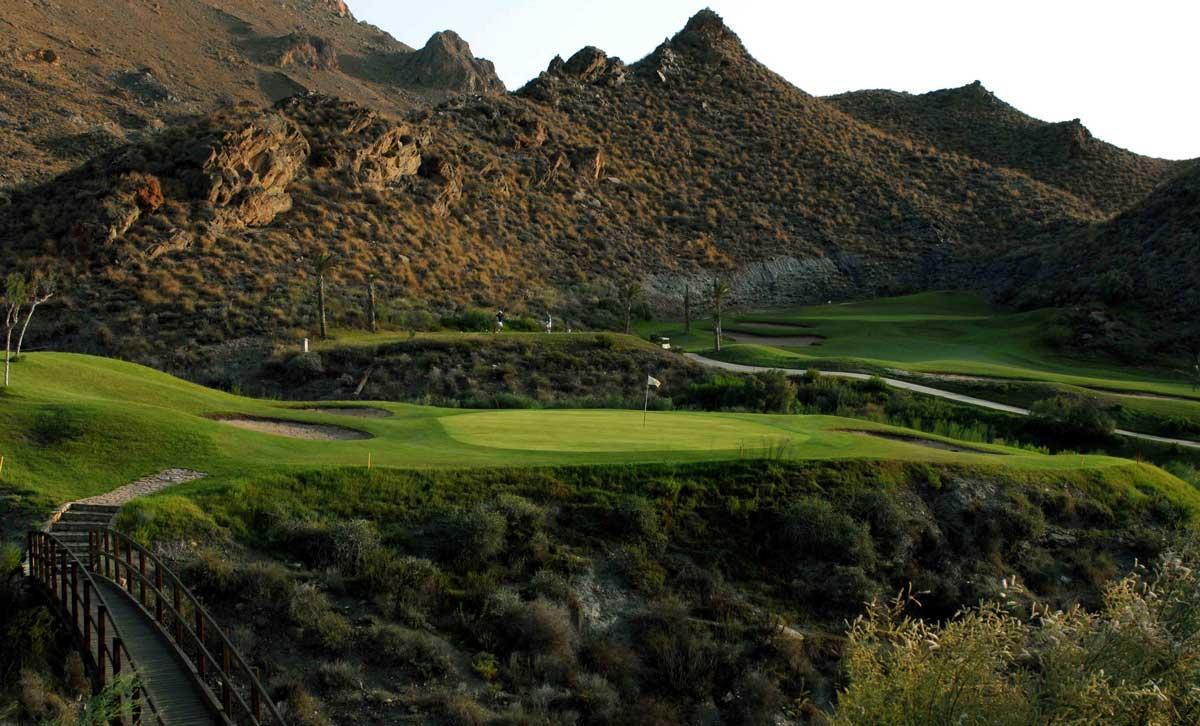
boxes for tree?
[313,252,339,339]
[366,274,378,334]
[3,273,28,387]
[617,280,643,334]
[710,278,731,352]
[15,269,57,359]
[683,282,692,335]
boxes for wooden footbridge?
[26,509,286,725]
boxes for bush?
[328,519,379,576]
[360,550,444,620]
[503,598,578,660]
[727,669,784,725]
[613,496,661,541]
[774,498,875,568]
[1029,395,1116,443]
[242,561,295,611]
[427,506,507,569]
[288,583,352,650]
[364,623,456,679]
[285,352,325,383]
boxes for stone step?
[66,503,120,514]
[57,510,114,524]
[51,521,106,533]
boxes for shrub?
[502,598,578,660]
[831,539,1200,724]
[774,498,875,568]
[613,496,661,541]
[427,505,507,569]
[314,660,362,692]
[360,550,444,621]
[242,560,295,611]
[633,598,717,699]
[364,623,456,679]
[288,583,352,650]
[285,352,325,383]
[328,519,379,576]
[727,669,784,726]
[1029,395,1116,443]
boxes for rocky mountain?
[0,0,502,188]
[0,8,1195,366]
[827,83,1184,214]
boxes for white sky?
[348,0,1198,160]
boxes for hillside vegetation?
[4,11,1194,367]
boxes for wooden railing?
[92,528,286,726]
[27,531,160,724]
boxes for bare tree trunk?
[713,303,722,352]
[367,279,377,333]
[683,284,691,335]
[15,299,43,359]
[318,275,328,339]
[624,302,632,334]
[3,325,12,387]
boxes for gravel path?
[77,468,208,507]
[685,353,1200,450]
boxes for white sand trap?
[297,406,393,418]
[211,415,372,440]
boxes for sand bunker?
[737,321,815,331]
[297,406,393,418]
[210,415,372,440]
[725,331,823,347]
[844,430,1002,455]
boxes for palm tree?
[710,278,731,352]
[617,280,643,334]
[313,252,339,339]
[3,273,29,387]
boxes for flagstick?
[643,381,650,428]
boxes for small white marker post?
[303,338,310,353]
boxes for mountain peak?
[670,8,747,61]
[397,30,505,94]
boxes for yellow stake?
[0,454,5,478]
[367,452,372,470]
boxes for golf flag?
[647,375,662,389]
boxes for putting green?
[441,409,809,453]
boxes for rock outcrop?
[270,34,338,71]
[392,31,505,95]
[277,94,425,187]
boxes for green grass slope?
[0,352,1179,519]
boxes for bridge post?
[113,637,122,675]
[155,568,164,623]
[138,550,146,606]
[70,562,79,628]
[97,607,107,687]
[125,540,134,595]
[173,585,182,642]
[60,550,69,612]
[48,540,57,597]
[196,610,207,676]
[222,643,232,714]
[83,581,91,644]
[102,531,110,578]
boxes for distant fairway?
[0,352,1156,511]
[642,291,1200,400]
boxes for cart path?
[685,354,1200,450]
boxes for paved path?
[686,353,1200,450]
